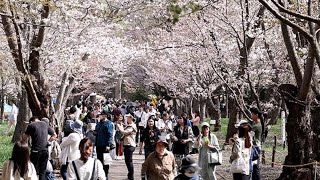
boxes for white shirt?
[67,157,106,180]
[60,132,82,165]
[1,160,38,180]
[157,119,173,139]
[134,111,147,127]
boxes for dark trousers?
[97,146,110,180]
[233,173,250,180]
[252,163,261,180]
[116,142,122,156]
[252,147,261,180]
[136,126,145,144]
[144,146,154,159]
[124,146,135,180]
[60,162,69,180]
[192,126,199,137]
[30,150,49,180]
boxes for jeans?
[30,150,49,180]
[233,173,250,180]
[97,146,110,180]
[136,126,145,144]
[60,162,69,180]
[251,146,261,180]
[124,145,135,180]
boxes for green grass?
[204,117,286,161]
[0,122,14,166]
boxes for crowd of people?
[1,97,263,180]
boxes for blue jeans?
[60,162,69,180]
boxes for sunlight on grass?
[0,122,14,167]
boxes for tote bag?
[230,155,246,174]
[103,153,113,165]
[208,148,222,165]
[230,140,246,174]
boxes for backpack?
[51,141,61,159]
[63,119,75,136]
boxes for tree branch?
[259,0,313,41]
[269,0,320,25]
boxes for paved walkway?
[108,151,145,180]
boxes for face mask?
[184,171,195,178]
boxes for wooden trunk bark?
[206,97,222,131]
[278,85,314,180]
[199,100,206,122]
[12,89,29,143]
[225,96,239,144]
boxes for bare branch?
[269,0,320,25]
[259,0,313,41]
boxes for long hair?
[146,115,156,130]
[194,111,200,117]
[10,141,30,177]
[238,124,252,148]
[79,138,93,162]
[201,126,211,141]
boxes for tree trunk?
[199,100,206,122]
[206,96,222,131]
[115,74,123,100]
[0,77,4,123]
[225,96,239,144]
[55,76,75,133]
[278,85,314,180]
[12,89,29,143]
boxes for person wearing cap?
[174,155,201,180]
[230,122,252,180]
[59,119,83,180]
[194,122,219,180]
[117,114,137,180]
[141,137,176,180]
[95,110,114,180]
[250,107,262,180]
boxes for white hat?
[201,122,210,128]
[234,119,249,128]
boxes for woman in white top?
[60,120,83,180]
[1,141,38,180]
[195,122,219,180]
[230,122,252,180]
[67,138,105,180]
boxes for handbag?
[103,153,113,165]
[208,148,222,165]
[230,156,246,174]
[230,140,246,174]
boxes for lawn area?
[207,117,287,163]
[0,122,14,166]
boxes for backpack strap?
[90,159,96,180]
[72,161,81,180]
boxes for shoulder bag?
[208,147,222,165]
[230,140,246,174]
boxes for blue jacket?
[96,120,113,147]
